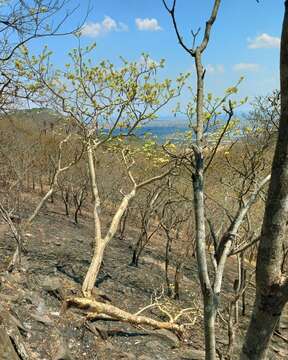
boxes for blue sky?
[28,0,284,116]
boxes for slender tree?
[163,2,272,359]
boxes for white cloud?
[233,63,260,72]
[102,16,117,32]
[118,22,129,32]
[80,16,128,37]
[248,33,280,49]
[135,18,162,31]
[206,64,225,74]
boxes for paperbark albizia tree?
[241,2,288,358]
[21,46,187,297]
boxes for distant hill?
[1,108,64,131]
[0,108,246,144]
[147,116,188,128]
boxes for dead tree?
[26,134,83,225]
[130,183,166,267]
[59,178,72,216]
[72,176,88,225]
[219,268,255,360]
[160,198,190,298]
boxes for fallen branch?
[274,331,288,343]
[63,297,184,335]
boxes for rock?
[180,348,205,360]
[144,339,170,359]
[41,276,64,299]
[0,326,21,360]
[30,313,54,326]
[153,329,180,348]
[91,287,112,302]
[52,330,73,360]
[145,340,163,350]
[41,276,60,291]
[120,352,137,360]
[95,341,130,360]
[0,305,27,333]
[0,306,30,359]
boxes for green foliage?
[17,45,189,145]
[172,77,248,143]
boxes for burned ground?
[0,193,287,360]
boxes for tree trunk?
[74,206,79,224]
[40,176,43,194]
[119,208,129,240]
[174,261,183,300]
[193,167,217,360]
[165,232,172,297]
[32,175,35,191]
[241,2,288,358]
[65,201,69,216]
[130,249,139,267]
[241,298,284,360]
[82,242,105,297]
[7,246,21,272]
[63,191,69,216]
[203,294,217,360]
[130,231,145,267]
[226,302,236,359]
[241,256,247,316]
[27,187,54,225]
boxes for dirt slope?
[0,195,287,359]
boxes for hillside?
[0,192,287,360]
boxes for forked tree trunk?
[82,145,138,297]
[82,144,171,297]
[82,242,105,296]
[82,183,137,297]
[241,2,288,358]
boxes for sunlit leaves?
[17,44,188,147]
[172,77,247,144]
